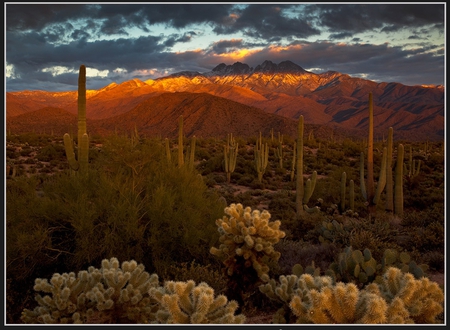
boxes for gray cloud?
[5,3,445,91]
[309,4,444,34]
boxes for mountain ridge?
[6,60,444,141]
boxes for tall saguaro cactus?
[294,116,318,217]
[178,115,184,168]
[394,144,404,218]
[360,92,389,215]
[296,116,305,216]
[295,116,318,216]
[254,132,269,182]
[224,133,238,184]
[63,64,89,173]
[367,92,375,210]
[340,172,347,212]
[385,127,394,213]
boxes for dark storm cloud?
[213,4,322,40]
[5,3,445,91]
[164,32,196,48]
[309,3,444,34]
[6,4,94,31]
[211,39,244,54]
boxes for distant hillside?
[6,60,444,141]
[6,107,78,136]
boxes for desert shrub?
[228,191,260,209]
[144,164,224,272]
[421,251,445,273]
[20,148,33,157]
[267,191,296,237]
[275,239,338,275]
[401,203,444,228]
[36,145,60,162]
[21,257,161,324]
[406,222,444,254]
[158,260,227,295]
[7,134,228,324]
[197,153,223,176]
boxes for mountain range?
[6,60,445,141]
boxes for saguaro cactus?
[366,92,375,212]
[165,138,172,164]
[178,115,184,168]
[340,172,347,212]
[360,93,390,214]
[385,127,394,213]
[63,64,89,173]
[254,133,269,182]
[405,145,421,178]
[290,141,296,182]
[394,144,404,218]
[186,136,196,171]
[274,138,284,169]
[296,116,305,215]
[349,179,355,211]
[295,115,318,216]
[224,133,238,184]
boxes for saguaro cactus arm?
[63,133,80,171]
[373,147,387,205]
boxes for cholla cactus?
[149,280,245,324]
[368,267,444,324]
[210,203,286,282]
[286,267,444,324]
[21,258,160,324]
[259,273,325,323]
[289,274,388,324]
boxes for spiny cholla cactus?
[210,203,286,282]
[21,258,160,324]
[268,267,443,324]
[289,274,389,324]
[259,273,327,323]
[365,267,444,324]
[149,280,245,324]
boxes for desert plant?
[149,280,245,324]
[254,132,269,182]
[394,144,404,218]
[223,133,238,183]
[295,116,318,216]
[365,267,444,323]
[210,203,286,283]
[63,64,89,174]
[210,203,286,307]
[21,258,160,324]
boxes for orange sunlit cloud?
[211,48,262,62]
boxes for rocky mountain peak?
[211,60,307,76]
[211,62,252,75]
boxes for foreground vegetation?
[6,128,445,324]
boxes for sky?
[4,2,446,92]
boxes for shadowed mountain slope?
[6,60,444,141]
